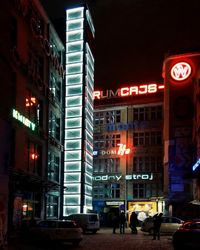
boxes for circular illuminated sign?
[170,62,192,81]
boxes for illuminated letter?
[121,87,129,96]
[141,174,149,179]
[93,91,101,99]
[149,173,153,180]
[148,84,157,93]
[102,175,108,181]
[129,86,138,95]
[125,175,132,180]
[138,85,147,94]
[116,175,122,181]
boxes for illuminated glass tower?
[64,6,95,215]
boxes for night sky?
[40,0,200,90]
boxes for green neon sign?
[12,109,36,131]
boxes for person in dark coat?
[119,211,126,234]
[152,213,163,240]
[129,211,138,234]
[112,214,119,234]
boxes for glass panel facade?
[64,6,94,215]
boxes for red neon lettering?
[117,144,130,156]
[93,91,101,99]
[138,85,147,94]
[148,84,157,93]
[158,85,164,89]
[121,87,129,96]
[129,86,138,95]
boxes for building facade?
[93,83,164,225]
[163,52,200,218]
[64,6,95,215]
[0,0,65,239]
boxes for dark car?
[29,220,83,246]
[172,219,200,249]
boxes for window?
[133,184,145,198]
[94,110,121,125]
[26,140,42,175]
[94,134,121,149]
[25,89,43,127]
[49,111,60,141]
[133,106,162,121]
[28,49,44,83]
[46,195,58,218]
[48,152,60,182]
[111,183,120,198]
[94,158,120,173]
[133,131,162,146]
[50,73,61,103]
[133,156,162,172]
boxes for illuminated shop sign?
[12,109,36,131]
[93,173,153,181]
[106,201,124,206]
[192,158,200,171]
[97,144,130,156]
[170,62,192,81]
[93,83,164,100]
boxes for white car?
[29,220,83,246]
[141,216,184,235]
[66,213,100,234]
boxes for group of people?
[112,211,163,238]
[112,211,139,234]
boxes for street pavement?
[5,227,174,250]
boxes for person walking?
[152,213,163,240]
[129,211,138,234]
[112,213,119,234]
[119,211,126,234]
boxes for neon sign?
[117,143,130,155]
[93,83,164,100]
[170,62,192,81]
[97,144,130,156]
[12,109,36,131]
[93,173,153,181]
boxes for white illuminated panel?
[65,118,82,128]
[65,6,94,216]
[64,161,81,172]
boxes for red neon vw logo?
[170,62,192,81]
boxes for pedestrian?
[152,213,163,240]
[129,211,138,234]
[119,211,126,234]
[112,213,119,234]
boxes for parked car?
[29,220,83,246]
[141,216,183,235]
[65,213,100,233]
[172,219,200,250]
